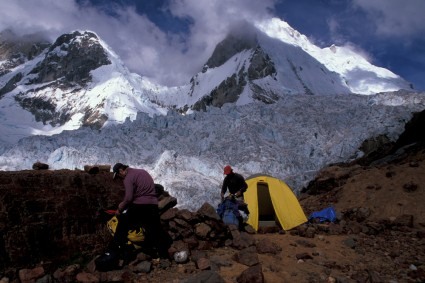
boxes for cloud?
[0,0,277,86]
[352,0,425,38]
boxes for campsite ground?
[139,141,425,282]
[233,142,425,282]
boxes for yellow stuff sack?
[107,216,145,244]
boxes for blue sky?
[1,0,424,91]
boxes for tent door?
[257,182,278,227]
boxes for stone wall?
[0,169,123,270]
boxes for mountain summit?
[178,19,413,112]
[0,30,167,144]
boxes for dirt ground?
[128,143,425,283]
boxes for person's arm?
[221,177,228,200]
[118,178,134,212]
[241,180,248,193]
[235,175,248,197]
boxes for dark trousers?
[114,204,169,258]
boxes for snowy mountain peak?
[0,30,167,145]
[181,17,413,112]
[255,18,412,94]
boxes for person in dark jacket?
[112,163,170,259]
[221,165,248,200]
[220,165,249,230]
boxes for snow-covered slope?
[255,18,411,94]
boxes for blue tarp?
[308,206,337,223]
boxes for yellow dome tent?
[245,175,307,231]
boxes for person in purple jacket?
[112,162,169,259]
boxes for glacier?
[0,91,424,211]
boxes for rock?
[182,236,199,250]
[209,255,233,267]
[244,224,256,234]
[32,162,49,170]
[234,246,259,267]
[196,203,221,221]
[256,239,282,254]
[18,266,44,283]
[295,253,313,260]
[75,272,99,283]
[195,223,212,238]
[157,259,172,269]
[232,231,255,250]
[84,165,100,174]
[53,264,80,282]
[190,250,207,262]
[196,257,211,270]
[174,250,189,264]
[347,221,363,234]
[130,261,151,273]
[177,209,195,222]
[236,264,264,283]
[158,196,178,213]
[305,226,316,238]
[161,207,178,221]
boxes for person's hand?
[220,193,224,201]
[115,209,121,216]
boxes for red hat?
[223,165,232,175]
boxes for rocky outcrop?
[204,33,257,70]
[28,31,110,86]
[247,47,276,81]
[192,71,246,111]
[192,46,277,111]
